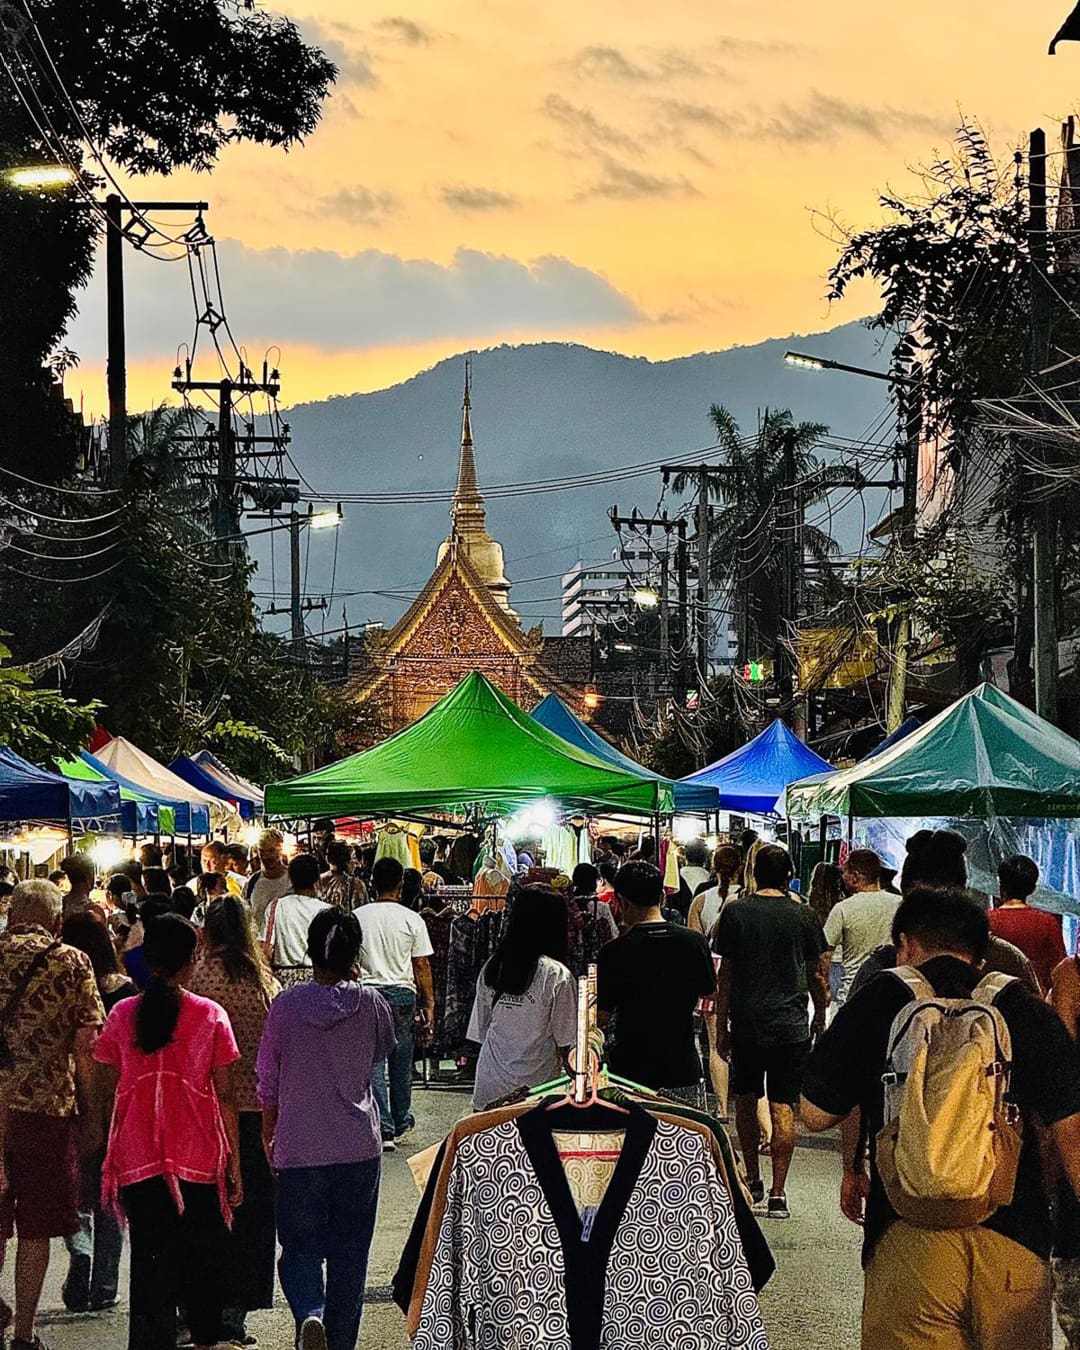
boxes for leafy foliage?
[19,1,336,176]
[0,637,100,761]
[671,405,842,662]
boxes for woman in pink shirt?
[94,913,242,1350]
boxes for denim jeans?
[276,1158,381,1350]
[371,986,416,1141]
[63,1147,123,1309]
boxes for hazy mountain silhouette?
[256,319,894,635]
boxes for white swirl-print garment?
[414,1111,770,1350]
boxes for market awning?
[169,756,261,821]
[191,750,264,818]
[0,746,121,825]
[56,754,169,835]
[79,750,197,835]
[91,739,227,832]
[266,671,673,820]
[680,719,833,815]
[530,694,719,813]
[784,682,1080,820]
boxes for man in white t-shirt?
[245,829,294,929]
[354,856,434,1150]
[260,853,330,969]
[823,848,900,1004]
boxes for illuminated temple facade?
[351,369,586,735]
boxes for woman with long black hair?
[94,913,242,1350]
[189,896,280,1347]
[467,887,578,1111]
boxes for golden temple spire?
[438,357,515,615]
[452,358,483,517]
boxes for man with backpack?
[801,884,1080,1349]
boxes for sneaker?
[396,1119,416,1141]
[88,1298,120,1313]
[747,1178,765,1205]
[300,1317,328,1350]
[766,1194,791,1219]
[382,1138,397,1153]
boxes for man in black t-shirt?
[801,885,1080,1350]
[596,861,715,1093]
[713,843,829,1218]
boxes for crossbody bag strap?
[264,898,280,958]
[1,939,61,1022]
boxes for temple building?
[350,368,587,736]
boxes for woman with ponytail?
[256,907,395,1350]
[94,913,242,1350]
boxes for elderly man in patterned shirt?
[0,879,104,1350]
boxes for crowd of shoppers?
[5,819,1080,1350]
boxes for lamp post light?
[3,164,78,190]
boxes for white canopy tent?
[95,736,240,832]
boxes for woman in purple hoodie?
[257,908,395,1350]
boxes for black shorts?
[730,1038,811,1106]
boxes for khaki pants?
[862,1222,1052,1350]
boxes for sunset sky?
[65,0,1080,413]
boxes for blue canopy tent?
[531,694,720,814]
[56,754,162,835]
[680,719,833,815]
[0,746,121,825]
[169,756,261,822]
[862,715,923,761]
[80,750,210,835]
[191,750,264,819]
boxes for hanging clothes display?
[541,824,577,876]
[402,1098,770,1349]
[375,824,416,870]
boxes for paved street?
[3,1087,1050,1350]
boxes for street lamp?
[4,164,78,190]
[632,587,659,608]
[245,505,344,643]
[308,508,343,530]
[783,350,915,386]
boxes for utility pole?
[660,464,736,690]
[609,506,682,699]
[250,506,333,645]
[1029,126,1060,724]
[288,509,302,643]
[105,194,126,492]
[101,197,208,490]
[173,369,283,542]
[886,382,922,733]
[675,517,689,704]
[696,468,710,684]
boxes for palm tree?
[672,405,847,662]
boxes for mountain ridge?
[255,319,895,635]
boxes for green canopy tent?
[266,672,673,820]
[57,754,176,836]
[784,683,1080,821]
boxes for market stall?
[189,750,264,818]
[784,682,1080,919]
[530,693,719,813]
[680,718,833,815]
[94,735,239,831]
[266,671,673,820]
[57,753,171,836]
[0,746,121,827]
[169,754,262,822]
[79,748,208,836]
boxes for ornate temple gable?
[395,567,537,663]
